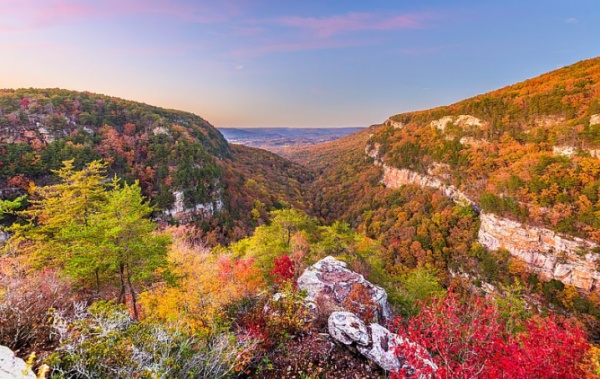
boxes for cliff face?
[479,213,600,291]
[379,163,476,209]
[367,142,600,291]
[367,143,476,208]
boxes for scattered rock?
[328,311,370,346]
[356,323,402,371]
[297,256,392,322]
[328,312,437,375]
[590,114,600,126]
[0,345,36,379]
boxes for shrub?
[392,291,591,379]
[48,301,259,379]
[0,258,72,355]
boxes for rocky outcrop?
[365,142,476,208]
[430,115,484,132]
[164,190,223,220]
[430,116,455,132]
[478,212,600,291]
[553,145,577,157]
[367,141,600,292]
[590,114,600,126]
[384,118,405,130]
[0,346,36,379]
[380,164,477,209]
[328,312,437,375]
[533,115,566,127]
[298,259,436,375]
[297,256,392,322]
[328,311,370,346]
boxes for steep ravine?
[366,143,600,292]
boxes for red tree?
[270,255,295,284]
[392,291,591,379]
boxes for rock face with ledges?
[478,212,600,291]
[297,256,392,322]
[378,163,477,209]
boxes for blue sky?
[1,0,599,127]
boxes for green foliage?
[398,267,445,317]
[230,208,318,273]
[8,161,168,315]
[0,195,25,220]
[495,280,531,334]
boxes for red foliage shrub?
[270,255,295,284]
[7,174,31,190]
[392,291,591,379]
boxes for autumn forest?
[3,58,600,378]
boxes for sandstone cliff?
[479,213,600,291]
[367,141,600,291]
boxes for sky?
[0,1,599,127]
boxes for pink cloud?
[0,0,243,32]
[277,12,435,37]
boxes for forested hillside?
[0,89,311,245]
[371,57,600,238]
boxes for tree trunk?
[125,265,139,320]
[118,263,126,304]
[95,268,100,294]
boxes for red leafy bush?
[270,255,295,284]
[392,291,591,379]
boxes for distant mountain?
[218,127,365,153]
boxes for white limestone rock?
[0,346,36,379]
[328,311,370,346]
[297,256,392,322]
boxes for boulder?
[328,312,437,375]
[297,256,392,322]
[328,311,370,346]
[357,323,403,371]
[0,345,36,379]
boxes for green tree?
[230,208,317,272]
[9,160,108,271]
[8,161,168,318]
[87,179,169,319]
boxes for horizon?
[217,126,367,129]
[1,1,599,128]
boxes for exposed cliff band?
[366,142,600,292]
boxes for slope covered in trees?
[284,57,600,352]
[370,57,600,238]
[0,88,313,245]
